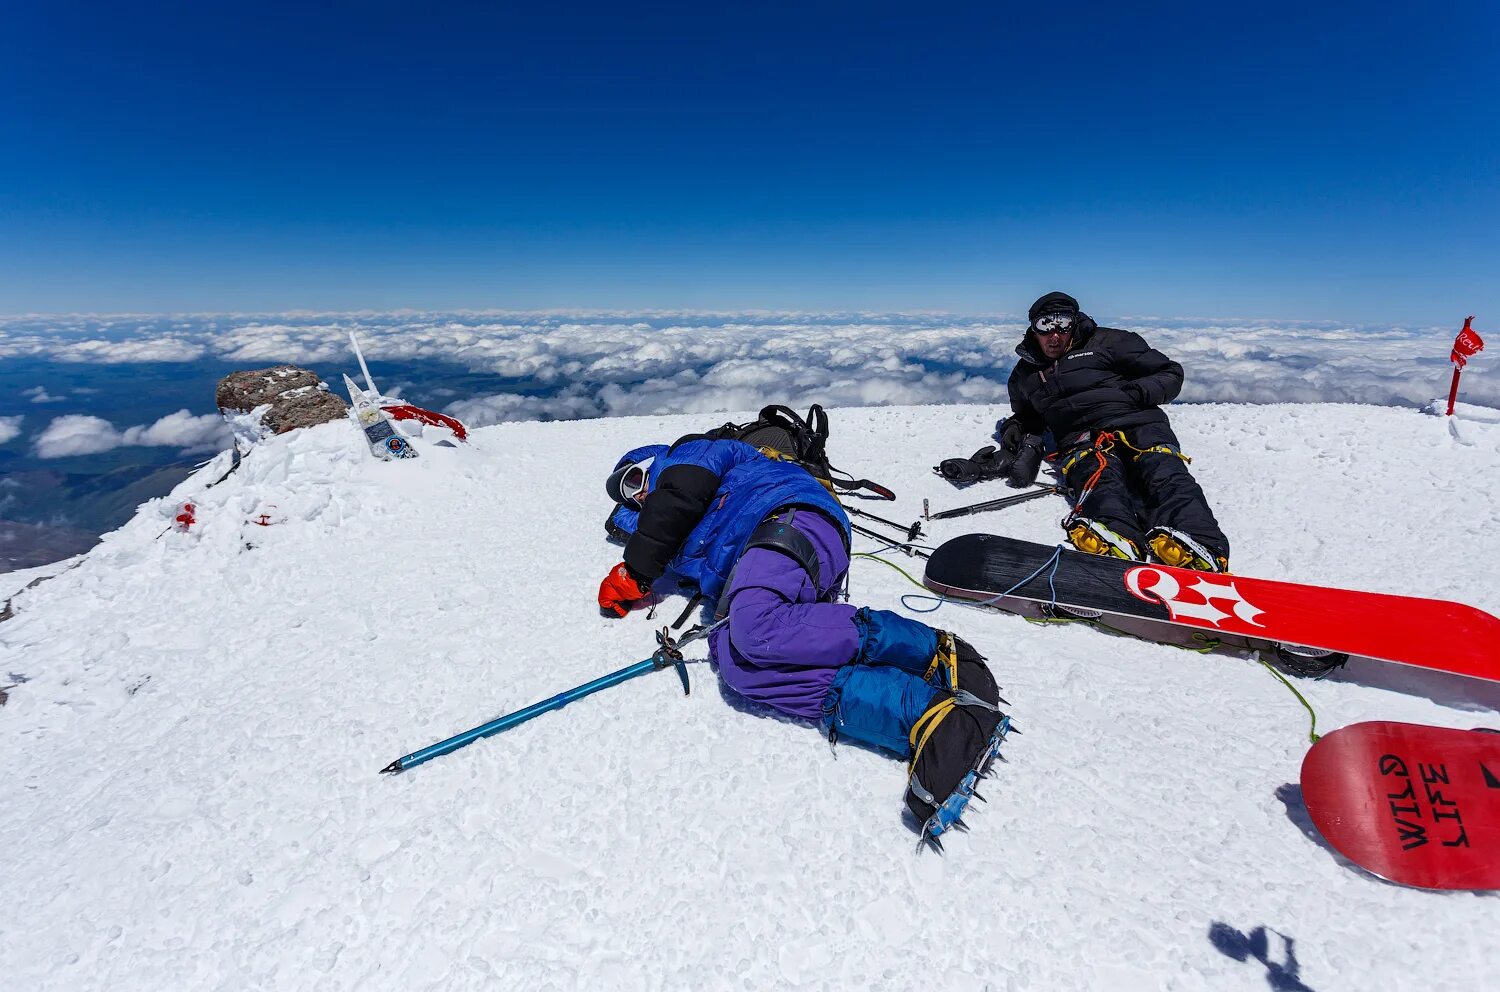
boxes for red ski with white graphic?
[923,534,1500,682]
[1301,721,1500,890]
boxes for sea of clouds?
[0,310,1491,456]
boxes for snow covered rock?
[215,365,346,436]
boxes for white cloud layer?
[24,386,65,404]
[1,311,1492,433]
[0,415,22,445]
[33,411,230,459]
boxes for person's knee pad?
[853,607,938,674]
[820,663,939,757]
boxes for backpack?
[682,403,894,501]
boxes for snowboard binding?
[1273,643,1349,680]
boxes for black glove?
[997,418,1024,453]
[938,445,1014,483]
[1005,435,1045,487]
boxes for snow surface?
[1,402,1498,991]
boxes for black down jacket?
[1006,314,1184,443]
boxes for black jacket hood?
[1014,311,1098,365]
[1027,291,1080,322]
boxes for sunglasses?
[1032,313,1076,336]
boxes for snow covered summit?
[2,403,1497,990]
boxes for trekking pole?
[379,625,709,774]
[845,504,924,541]
[926,485,1061,521]
[850,521,930,560]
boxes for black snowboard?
[922,533,1215,646]
[922,533,1500,680]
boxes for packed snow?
[1,402,1497,990]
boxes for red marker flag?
[1452,316,1485,369]
[1446,316,1487,415]
[381,403,469,441]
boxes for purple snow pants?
[708,510,860,720]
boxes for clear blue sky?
[3,1,1496,321]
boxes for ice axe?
[379,625,707,774]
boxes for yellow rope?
[1258,658,1322,743]
[852,551,927,589]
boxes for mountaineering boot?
[923,631,1004,707]
[905,632,1010,843]
[1066,518,1142,561]
[836,612,1014,841]
[1146,526,1228,573]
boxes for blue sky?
[3,1,1497,320]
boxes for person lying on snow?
[1002,290,1231,573]
[597,433,1009,839]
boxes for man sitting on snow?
[1002,291,1231,572]
[597,433,1009,840]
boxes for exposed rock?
[215,365,346,435]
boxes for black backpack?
[681,403,894,501]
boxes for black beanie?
[1028,292,1080,322]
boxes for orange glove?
[598,562,651,618]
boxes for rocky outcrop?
[215,365,346,435]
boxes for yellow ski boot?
[1146,526,1229,573]
[1066,518,1142,560]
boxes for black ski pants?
[1059,422,1229,558]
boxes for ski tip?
[379,760,403,775]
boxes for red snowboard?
[1301,721,1500,890]
[924,534,1500,682]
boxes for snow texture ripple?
[1,403,1497,990]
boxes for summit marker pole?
[349,330,379,396]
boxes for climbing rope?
[1258,658,1322,743]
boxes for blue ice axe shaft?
[380,627,696,774]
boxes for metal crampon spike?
[950,817,972,833]
[970,788,988,804]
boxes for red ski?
[924,534,1500,682]
[1300,721,1500,890]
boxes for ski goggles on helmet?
[606,461,651,510]
[1032,312,1076,336]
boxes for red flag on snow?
[1452,316,1485,369]
[381,404,469,441]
